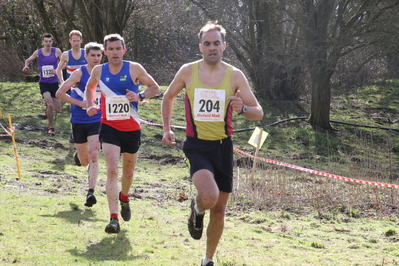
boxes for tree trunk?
[301,0,335,129]
[308,72,333,130]
[32,0,62,45]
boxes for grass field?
[1,81,399,265]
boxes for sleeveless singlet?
[70,66,101,124]
[66,49,87,78]
[185,61,234,140]
[99,61,140,131]
[38,47,58,83]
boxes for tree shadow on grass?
[67,230,145,262]
[41,202,102,224]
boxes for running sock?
[194,203,205,215]
[110,213,119,220]
[119,191,129,202]
[202,256,213,266]
[88,189,94,194]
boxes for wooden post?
[250,128,263,179]
[8,114,21,180]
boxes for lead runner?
[162,21,263,266]
[85,33,160,233]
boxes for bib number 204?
[198,99,220,112]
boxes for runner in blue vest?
[56,30,88,143]
[86,33,160,234]
[56,30,87,88]
[56,42,103,208]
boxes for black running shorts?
[39,82,59,98]
[183,136,233,193]
[99,123,141,154]
[72,122,100,144]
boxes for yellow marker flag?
[248,127,268,148]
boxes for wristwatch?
[238,104,247,115]
[139,92,145,101]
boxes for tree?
[296,0,399,129]
[189,0,305,100]
[32,0,137,49]
[190,0,399,129]
[0,0,45,80]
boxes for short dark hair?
[198,21,226,43]
[103,33,125,50]
[84,42,104,55]
[42,33,53,41]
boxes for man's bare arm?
[22,50,38,72]
[56,51,68,84]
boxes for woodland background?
[1,0,399,129]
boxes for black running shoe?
[119,192,131,221]
[105,218,120,234]
[201,260,214,266]
[69,134,74,144]
[84,192,97,207]
[74,152,81,166]
[188,199,204,240]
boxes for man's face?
[42,37,53,48]
[199,30,226,65]
[104,40,126,65]
[86,49,103,67]
[69,35,82,49]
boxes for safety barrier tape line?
[139,119,399,188]
[139,119,186,129]
[0,122,12,136]
[233,147,399,189]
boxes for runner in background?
[56,30,88,144]
[56,30,87,86]
[56,42,103,208]
[22,33,62,135]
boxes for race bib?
[42,65,54,78]
[93,92,101,107]
[193,88,225,122]
[105,95,130,120]
[80,92,101,110]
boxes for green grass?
[1,81,399,265]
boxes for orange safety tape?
[234,147,399,188]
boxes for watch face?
[239,104,247,115]
[139,93,145,100]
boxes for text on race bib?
[42,65,55,78]
[193,88,225,122]
[93,92,101,106]
[105,95,130,120]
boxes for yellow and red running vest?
[185,61,234,140]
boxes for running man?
[22,33,62,135]
[56,30,88,144]
[56,30,87,85]
[56,42,103,208]
[85,33,160,234]
[162,21,263,266]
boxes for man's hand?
[227,90,244,114]
[126,89,140,102]
[86,106,100,116]
[162,130,176,146]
